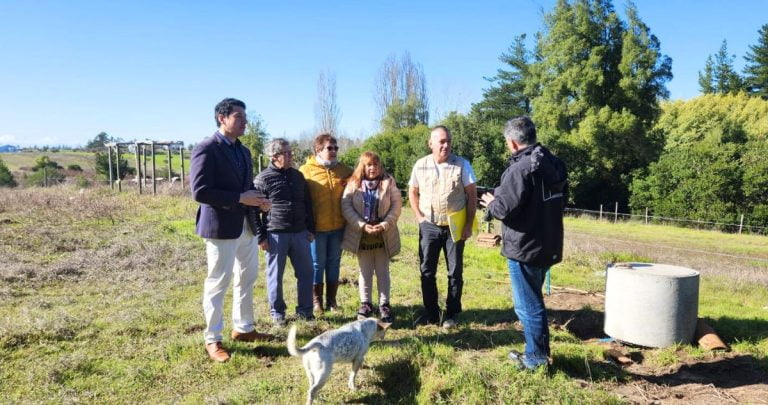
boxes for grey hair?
[503,116,537,145]
[264,138,290,157]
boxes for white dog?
[287,318,390,405]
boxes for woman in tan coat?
[341,151,401,323]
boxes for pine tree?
[471,34,533,122]
[698,56,715,94]
[699,40,744,94]
[744,24,768,99]
[528,0,671,208]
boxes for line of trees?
[698,24,768,98]
[335,0,768,229]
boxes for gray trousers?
[265,230,314,319]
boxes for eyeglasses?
[325,146,339,151]
[276,150,293,156]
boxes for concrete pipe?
[604,263,700,348]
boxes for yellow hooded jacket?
[299,155,353,232]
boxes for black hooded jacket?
[487,143,567,268]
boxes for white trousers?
[202,221,259,343]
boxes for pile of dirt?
[543,290,768,403]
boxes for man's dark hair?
[503,116,537,145]
[214,98,246,127]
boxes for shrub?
[24,168,65,187]
[0,158,17,188]
[67,164,83,172]
[75,175,91,188]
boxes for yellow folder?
[447,208,478,242]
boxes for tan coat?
[341,174,402,257]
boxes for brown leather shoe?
[231,330,275,342]
[206,342,230,363]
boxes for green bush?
[75,175,91,188]
[24,168,66,187]
[0,157,17,188]
[67,164,83,171]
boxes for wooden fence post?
[599,204,603,220]
[645,207,649,224]
[107,146,113,189]
[614,202,618,222]
[116,145,122,192]
[179,144,185,190]
[739,214,744,234]
[135,143,142,194]
[151,142,157,195]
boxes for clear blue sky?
[0,0,765,147]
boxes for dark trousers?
[418,221,464,320]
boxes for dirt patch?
[545,289,606,340]
[611,353,768,403]
[542,290,768,403]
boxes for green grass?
[1,151,95,171]
[0,186,766,403]
[0,150,191,179]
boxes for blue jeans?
[310,229,344,285]
[508,259,550,367]
[265,231,314,319]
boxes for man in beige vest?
[408,125,477,329]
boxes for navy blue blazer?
[190,132,256,239]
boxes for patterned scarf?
[362,179,380,223]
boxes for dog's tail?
[287,324,322,357]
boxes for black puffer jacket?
[487,143,567,268]
[253,164,315,243]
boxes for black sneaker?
[296,313,315,321]
[357,302,374,320]
[380,303,394,323]
[413,311,440,327]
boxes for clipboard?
[447,208,478,242]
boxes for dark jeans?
[507,259,550,367]
[418,221,464,320]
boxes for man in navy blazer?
[190,98,272,363]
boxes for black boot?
[326,282,339,311]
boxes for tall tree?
[744,23,768,99]
[698,40,744,94]
[315,70,341,135]
[373,52,429,131]
[471,34,533,122]
[631,93,768,226]
[528,0,671,208]
[239,114,270,173]
[85,132,114,150]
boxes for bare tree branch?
[315,70,341,135]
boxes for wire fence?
[564,206,768,236]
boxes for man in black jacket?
[480,116,567,371]
[254,138,315,325]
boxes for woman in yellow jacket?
[341,151,401,323]
[299,134,353,313]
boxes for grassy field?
[0,186,766,403]
[1,151,191,179]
